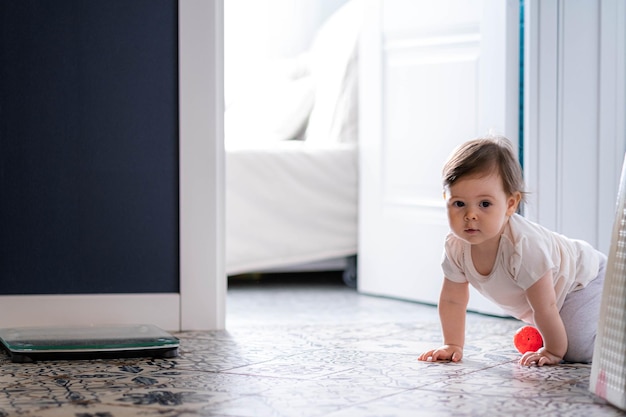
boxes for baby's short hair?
[442,135,527,201]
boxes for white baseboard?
[0,293,180,332]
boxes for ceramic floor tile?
[203,378,406,417]
[325,387,624,417]
[314,356,484,390]
[0,277,624,417]
[424,363,594,399]
[324,362,622,417]
[226,281,440,327]
[223,355,355,380]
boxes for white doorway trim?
[179,0,226,331]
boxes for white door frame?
[0,0,226,332]
[179,0,226,331]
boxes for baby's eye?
[479,201,492,208]
[452,201,465,208]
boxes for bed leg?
[342,255,358,289]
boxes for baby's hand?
[418,345,463,362]
[519,347,562,366]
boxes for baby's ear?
[507,192,522,215]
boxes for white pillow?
[305,0,361,145]
[225,70,315,147]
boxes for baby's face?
[445,172,519,248]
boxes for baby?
[418,136,606,366]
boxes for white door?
[358,0,519,316]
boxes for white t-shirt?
[442,213,601,324]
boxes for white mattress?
[225,141,358,275]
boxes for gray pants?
[560,251,607,363]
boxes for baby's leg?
[559,254,606,363]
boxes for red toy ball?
[513,325,543,354]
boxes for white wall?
[358,0,625,312]
[0,0,227,332]
[524,0,626,254]
[224,0,347,60]
[224,0,348,103]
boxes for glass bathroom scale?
[0,324,179,363]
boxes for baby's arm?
[418,278,469,362]
[520,271,567,366]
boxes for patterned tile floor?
[1,272,624,417]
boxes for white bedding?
[225,141,358,275]
[224,0,361,276]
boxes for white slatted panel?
[590,154,626,411]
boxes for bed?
[224,0,361,285]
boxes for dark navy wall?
[0,1,179,294]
